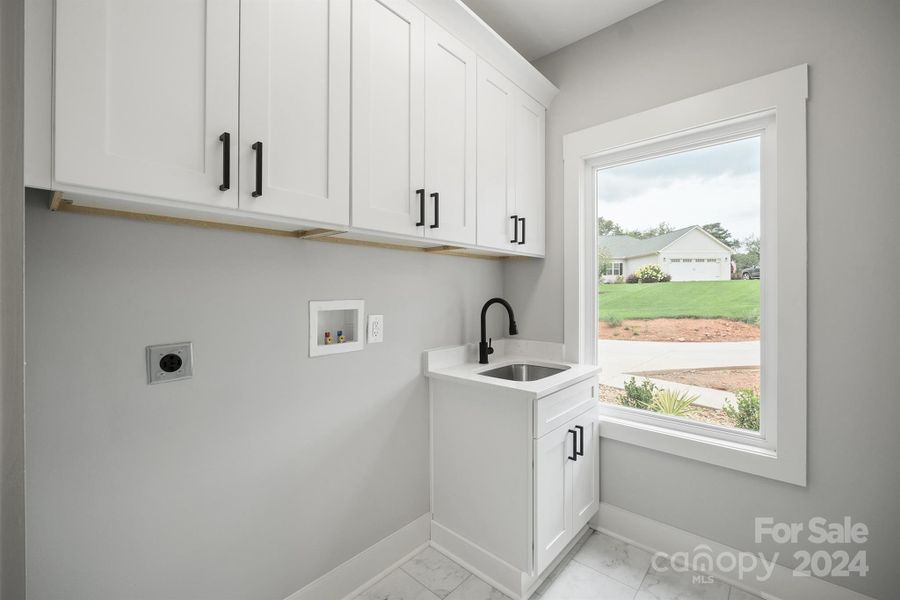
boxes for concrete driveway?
[598,339,759,409]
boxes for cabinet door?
[422,19,476,244]
[239,0,350,226]
[475,59,516,251]
[571,412,600,532]
[54,0,239,208]
[512,91,546,256]
[534,424,575,575]
[352,0,425,237]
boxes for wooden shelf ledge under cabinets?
[47,192,527,262]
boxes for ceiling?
[461,0,665,61]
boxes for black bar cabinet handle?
[430,192,440,229]
[518,217,526,245]
[218,132,230,191]
[251,141,263,198]
[510,214,519,243]
[415,189,425,226]
[568,429,578,461]
[575,425,585,457]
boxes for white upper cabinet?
[475,59,546,256]
[351,0,425,237]
[423,19,477,245]
[476,60,516,250]
[54,0,240,208]
[239,0,350,226]
[37,0,555,250]
[352,2,477,244]
[512,91,546,256]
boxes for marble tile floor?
[355,532,763,600]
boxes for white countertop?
[424,338,601,399]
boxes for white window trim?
[563,65,808,485]
[602,261,623,276]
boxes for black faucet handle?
[488,338,494,355]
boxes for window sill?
[597,412,805,486]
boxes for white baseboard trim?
[593,502,877,600]
[430,520,523,598]
[430,519,593,600]
[283,513,431,600]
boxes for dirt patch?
[597,384,736,428]
[640,368,760,393]
[599,318,759,342]
[689,405,737,427]
[597,384,623,404]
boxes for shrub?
[650,389,699,416]
[659,273,672,282]
[635,264,668,283]
[723,389,760,431]
[625,273,639,284]
[602,315,622,328]
[614,275,625,284]
[617,377,657,410]
[734,312,760,326]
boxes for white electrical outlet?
[367,314,384,343]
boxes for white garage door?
[667,258,721,281]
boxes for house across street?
[599,225,733,282]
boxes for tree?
[622,222,673,240]
[597,217,623,236]
[702,222,740,249]
[732,235,760,272]
[598,219,673,240]
[597,246,612,278]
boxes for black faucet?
[479,298,519,364]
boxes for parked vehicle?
[741,265,760,280]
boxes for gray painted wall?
[1,0,26,597]
[24,189,505,600]
[506,1,900,598]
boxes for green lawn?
[599,280,760,321]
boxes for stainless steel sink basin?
[479,362,570,382]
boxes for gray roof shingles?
[598,226,696,258]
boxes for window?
[601,261,623,276]
[563,66,808,485]
[596,137,761,433]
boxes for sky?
[596,136,761,242]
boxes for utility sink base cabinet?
[429,377,599,598]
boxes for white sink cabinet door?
[571,412,600,532]
[534,422,575,575]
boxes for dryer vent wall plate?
[147,342,193,384]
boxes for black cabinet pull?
[575,425,585,457]
[218,132,230,191]
[518,217,526,245]
[510,214,518,243]
[415,189,426,226]
[430,192,440,229]
[568,429,578,461]
[251,141,263,198]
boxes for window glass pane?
[597,137,761,431]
